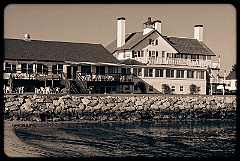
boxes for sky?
[4,4,236,75]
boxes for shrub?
[162,84,171,94]
[189,83,200,94]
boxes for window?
[171,86,175,92]
[137,68,142,76]
[12,64,16,73]
[191,55,199,60]
[175,54,182,58]
[81,66,91,75]
[108,66,118,74]
[202,55,206,60]
[180,86,184,91]
[133,68,137,76]
[156,51,158,57]
[149,69,153,77]
[5,62,11,73]
[187,70,195,78]
[133,68,142,76]
[144,68,153,77]
[196,71,204,79]
[126,68,131,74]
[28,64,33,74]
[149,51,152,57]
[199,55,204,60]
[134,51,141,58]
[167,53,172,58]
[166,69,174,78]
[149,39,158,45]
[58,64,63,74]
[140,50,144,57]
[162,51,166,58]
[37,64,42,74]
[184,54,191,59]
[96,66,105,75]
[149,39,152,45]
[149,85,153,91]
[151,51,155,57]
[207,56,211,60]
[52,64,57,74]
[43,64,48,75]
[176,70,184,78]
[21,63,27,73]
[53,64,64,74]
[155,68,163,77]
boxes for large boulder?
[81,98,91,105]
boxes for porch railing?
[134,57,212,67]
[76,72,133,82]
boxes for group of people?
[3,85,24,93]
[34,86,61,94]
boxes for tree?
[189,83,200,95]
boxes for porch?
[134,57,213,67]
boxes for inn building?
[106,17,220,95]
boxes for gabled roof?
[226,70,236,80]
[120,58,144,65]
[4,38,120,64]
[106,30,216,56]
[106,31,155,53]
[165,36,216,56]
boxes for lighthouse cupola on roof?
[143,17,155,35]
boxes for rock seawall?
[3,94,236,122]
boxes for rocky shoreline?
[3,94,236,122]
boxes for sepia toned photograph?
[3,4,236,157]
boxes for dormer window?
[149,39,158,45]
[149,39,152,45]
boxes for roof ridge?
[166,36,196,39]
[4,38,100,45]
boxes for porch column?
[153,68,156,78]
[131,84,134,94]
[33,64,36,73]
[210,84,212,95]
[63,65,67,73]
[163,68,166,78]
[222,84,225,95]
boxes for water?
[13,120,236,157]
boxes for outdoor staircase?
[75,73,88,94]
[60,72,88,94]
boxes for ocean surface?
[13,120,236,157]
